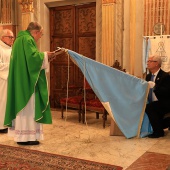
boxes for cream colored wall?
[123,0,130,73]
[134,0,144,78]
[39,2,50,52]
[123,0,144,78]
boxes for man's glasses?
[147,60,157,63]
[36,31,44,36]
[39,32,44,36]
[3,36,15,39]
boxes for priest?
[0,29,14,133]
[4,22,64,145]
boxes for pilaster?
[18,0,34,30]
[129,0,136,75]
[102,0,116,65]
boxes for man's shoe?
[28,141,40,145]
[17,142,29,145]
[0,128,8,133]
[17,141,39,145]
[148,132,164,138]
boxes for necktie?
[148,74,155,102]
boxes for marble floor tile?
[0,109,169,169]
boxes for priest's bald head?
[27,22,44,42]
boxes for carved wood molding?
[18,0,34,13]
[0,0,12,24]
[102,0,116,4]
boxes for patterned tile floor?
[0,109,170,170]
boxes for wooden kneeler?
[110,119,124,136]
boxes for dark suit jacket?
[146,69,170,101]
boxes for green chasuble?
[4,30,52,127]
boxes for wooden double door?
[49,2,96,108]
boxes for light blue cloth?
[68,50,149,138]
[140,112,153,137]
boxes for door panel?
[50,3,96,107]
[76,3,96,59]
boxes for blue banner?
[68,50,149,138]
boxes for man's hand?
[148,81,155,88]
[47,48,65,62]
[53,47,66,55]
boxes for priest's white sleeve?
[41,52,49,72]
[0,51,10,80]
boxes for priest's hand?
[47,51,56,62]
[53,47,66,55]
[47,48,65,62]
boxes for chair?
[81,98,108,128]
[76,78,108,128]
[81,60,126,129]
[60,60,126,129]
[60,81,95,122]
[111,60,126,72]
[60,78,106,127]
[60,86,83,122]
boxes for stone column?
[129,0,143,77]
[123,0,143,77]
[18,0,34,30]
[96,0,102,62]
[101,0,116,66]
[129,0,136,75]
